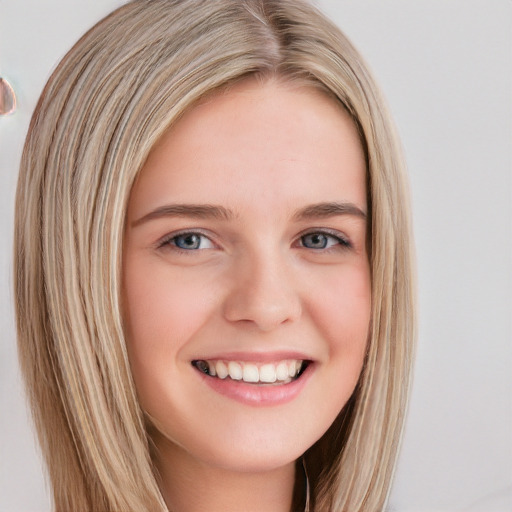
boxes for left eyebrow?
[292,202,367,221]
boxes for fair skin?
[122,78,370,512]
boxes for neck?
[153,434,296,512]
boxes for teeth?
[242,364,259,383]
[194,359,306,384]
[216,361,228,379]
[276,362,289,381]
[259,364,277,383]
[228,361,243,380]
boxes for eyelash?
[297,229,352,251]
[156,229,352,253]
[157,230,214,252]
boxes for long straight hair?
[14,1,415,510]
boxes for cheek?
[285,263,371,451]
[307,262,371,364]
[122,260,218,381]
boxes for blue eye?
[300,232,348,250]
[163,232,214,251]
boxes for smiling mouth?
[191,359,309,385]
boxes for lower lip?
[196,364,313,407]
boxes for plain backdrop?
[1,1,511,511]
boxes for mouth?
[191,359,310,385]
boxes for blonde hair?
[14,1,415,510]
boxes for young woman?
[14,1,415,511]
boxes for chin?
[151,415,317,475]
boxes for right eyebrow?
[131,204,236,228]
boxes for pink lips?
[195,350,312,362]
[194,359,313,407]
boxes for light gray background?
[1,1,511,511]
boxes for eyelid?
[155,229,217,251]
[296,228,352,249]
[154,227,352,252]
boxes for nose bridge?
[222,245,302,331]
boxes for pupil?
[304,233,327,249]
[177,234,200,249]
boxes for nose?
[222,252,302,332]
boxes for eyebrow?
[292,202,367,221]
[131,204,235,227]
[131,201,366,228]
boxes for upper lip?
[191,350,314,363]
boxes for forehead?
[128,78,367,220]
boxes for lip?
[191,350,313,363]
[193,358,314,407]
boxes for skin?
[122,78,371,512]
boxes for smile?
[192,359,308,385]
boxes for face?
[123,79,371,474]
